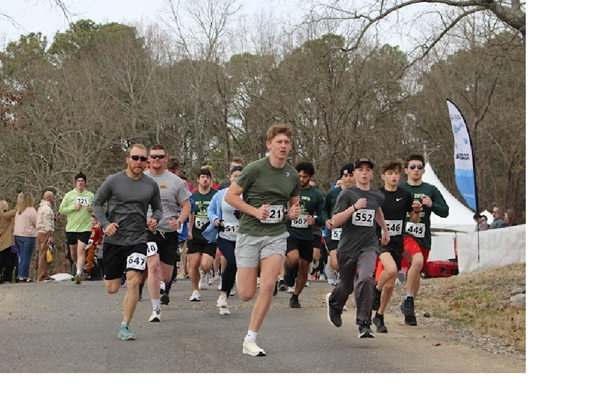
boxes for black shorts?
[325,238,339,253]
[66,231,91,246]
[146,231,179,266]
[186,238,217,258]
[313,234,322,249]
[286,236,313,262]
[102,243,147,280]
[378,243,403,268]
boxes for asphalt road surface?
[0,277,525,373]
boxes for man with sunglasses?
[144,144,191,323]
[92,144,162,340]
[398,154,449,326]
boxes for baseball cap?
[354,157,374,169]
[339,163,354,179]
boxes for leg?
[36,232,50,282]
[76,240,87,274]
[123,270,141,324]
[248,254,283,332]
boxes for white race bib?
[223,223,239,234]
[405,222,426,238]
[126,252,147,271]
[76,196,90,206]
[385,220,403,237]
[261,205,284,224]
[331,228,342,241]
[195,217,208,230]
[291,214,308,228]
[147,241,158,257]
[352,209,375,227]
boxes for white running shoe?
[208,270,214,285]
[242,337,265,357]
[219,307,231,315]
[149,308,161,322]
[230,284,236,296]
[189,290,201,301]
[200,274,209,290]
[217,294,228,308]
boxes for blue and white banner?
[446,99,477,211]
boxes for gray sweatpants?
[329,249,377,326]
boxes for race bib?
[291,214,308,229]
[385,220,403,237]
[261,205,284,224]
[147,241,158,257]
[195,217,208,230]
[223,223,239,234]
[331,228,342,241]
[405,222,426,238]
[126,252,147,271]
[352,209,375,227]
[76,196,90,206]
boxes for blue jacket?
[202,188,226,243]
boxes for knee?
[238,289,254,301]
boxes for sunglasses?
[150,154,166,159]
[409,164,424,170]
[129,155,148,162]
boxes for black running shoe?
[400,296,417,326]
[273,280,279,296]
[358,323,374,338]
[161,292,170,305]
[326,293,342,327]
[290,294,301,308]
[372,314,388,333]
[372,286,382,312]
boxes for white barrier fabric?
[456,225,526,274]
[430,233,457,261]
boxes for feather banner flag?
[446,99,478,212]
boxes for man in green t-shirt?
[59,172,95,285]
[283,161,326,309]
[224,123,301,357]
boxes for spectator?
[473,213,489,231]
[13,192,37,282]
[85,214,103,279]
[0,198,18,283]
[489,206,507,229]
[36,191,55,282]
[504,208,517,227]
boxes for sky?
[0,0,283,45]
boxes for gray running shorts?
[235,232,289,268]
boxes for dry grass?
[417,263,526,353]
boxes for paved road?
[0,278,524,373]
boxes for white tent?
[422,162,492,233]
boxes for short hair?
[266,123,293,142]
[127,143,147,156]
[405,154,425,167]
[231,156,244,166]
[167,157,181,172]
[197,168,213,179]
[380,160,402,174]
[150,144,167,154]
[295,161,315,176]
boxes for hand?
[255,204,270,221]
[147,218,158,232]
[105,222,119,237]
[87,205,93,212]
[74,202,81,210]
[306,215,316,226]
[354,198,367,210]
[47,236,54,245]
[288,202,301,220]
[214,219,221,228]
[380,231,390,246]
[422,195,432,208]
[412,200,423,213]
[326,219,333,230]
[168,217,179,230]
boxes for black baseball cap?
[354,157,374,169]
[339,163,354,179]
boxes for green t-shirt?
[398,181,449,249]
[287,185,326,241]
[191,188,217,242]
[236,157,300,236]
[324,186,342,241]
[58,189,95,233]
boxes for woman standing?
[0,199,18,283]
[13,193,37,282]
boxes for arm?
[332,196,365,228]
[169,198,190,231]
[425,187,449,218]
[376,207,389,245]
[207,190,223,226]
[58,192,73,215]
[288,196,301,220]
[92,182,111,229]
[224,181,264,220]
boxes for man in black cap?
[59,171,95,284]
[325,157,389,338]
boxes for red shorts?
[401,237,430,273]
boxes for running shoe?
[277,278,288,292]
[161,292,170,305]
[400,296,417,326]
[219,307,231,315]
[199,274,209,290]
[242,337,266,357]
[358,323,374,338]
[230,284,237,296]
[289,294,301,308]
[189,290,201,301]
[217,294,228,308]
[149,307,161,322]
[372,314,388,333]
[74,274,83,285]
[118,323,136,341]
[326,293,342,327]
